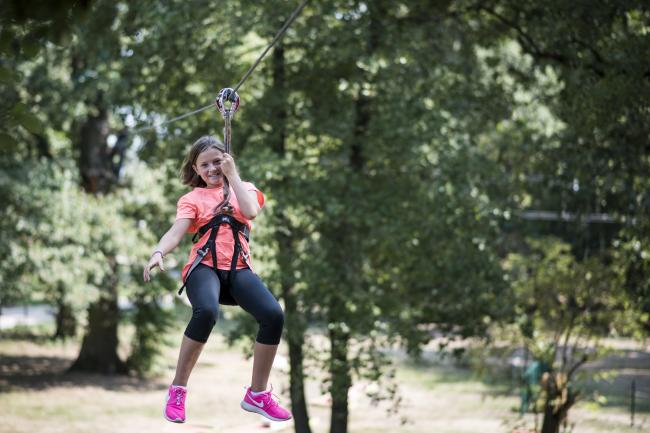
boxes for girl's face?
[193,147,224,188]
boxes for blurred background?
[0,1,648,433]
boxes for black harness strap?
[178,213,250,295]
[190,214,250,244]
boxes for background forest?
[1,1,649,433]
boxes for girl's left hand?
[220,153,237,179]
[143,252,165,282]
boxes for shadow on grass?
[0,311,247,395]
[0,326,57,343]
[0,329,168,394]
[399,356,516,401]
[0,352,166,393]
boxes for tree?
[1,0,182,373]
[505,237,641,433]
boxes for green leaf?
[22,40,41,59]
[0,65,19,83]
[0,133,19,151]
[0,29,13,54]
[15,111,45,134]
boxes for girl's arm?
[221,154,261,220]
[143,218,192,281]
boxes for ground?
[0,325,648,433]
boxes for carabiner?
[215,87,240,119]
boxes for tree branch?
[477,5,608,78]
[561,314,575,372]
[568,353,588,380]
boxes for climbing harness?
[177,213,251,300]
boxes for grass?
[0,323,648,433]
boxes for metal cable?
[131,0,309,134]
[131,103,214,134]
[232,0,309,94]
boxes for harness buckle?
[240,250,251,267]
[218,214,232,224]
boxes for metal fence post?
[630,378,636,427]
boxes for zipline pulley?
[215,88,240,155]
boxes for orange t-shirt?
[176,182,264,281]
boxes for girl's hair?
[180,135,226,187]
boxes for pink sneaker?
[164,385,187,423]
[240,386,292,422]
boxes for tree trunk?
[53,283,76,339]
[284,279,312,433]
[78,107,115,194]
[270,41,312,433]
[540,373,574,433]
[69,259,126,373]
[541,400,572,433]
[329,325,351,433]
[326,5,378,428]
[70,107,125,374]
[541,406,562,433]
[326,6,377,427]
[277,215,311,433]
[34,133,52,159]
[277,211,311,433]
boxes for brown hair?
[180,135,226,187]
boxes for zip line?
[131,0,309,134]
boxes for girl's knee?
[264,305,284,331]
[193,305,219,327]
[257,306,284,345]
[270,305,284,330]
[185,305,220,343]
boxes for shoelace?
[247,385,281,407]
[174,388,185,406]
[263,392,280,408]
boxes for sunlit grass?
[0,328,647,433]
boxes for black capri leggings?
[184,264,284,345]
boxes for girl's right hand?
[143,251,165,282]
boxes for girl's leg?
[174,265,221,386]
[251,342,279,392]
[229,269,284,392]
[232,269,292,421]
[172,335,205,386]
[165,266,221,423]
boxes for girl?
[143,135,291,423]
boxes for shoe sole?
[163,407,185,423]
[240,400,292,422]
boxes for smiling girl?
[143,135,291,423]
